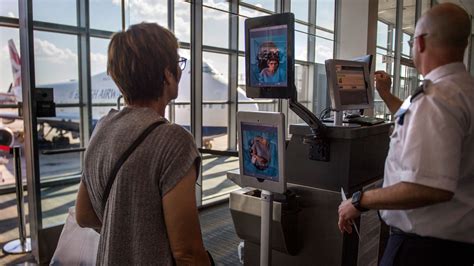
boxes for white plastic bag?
[50,207,100,266]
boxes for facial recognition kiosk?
[236,112,290,266]
[229,12,392,266]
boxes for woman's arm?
[75,181,102,230]
[163,164,210,266]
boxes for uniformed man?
[337,3,474,265]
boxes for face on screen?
[249,25,288,87]
[241,123,279,182]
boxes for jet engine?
[0,126,14,147]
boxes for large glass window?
[203,6,229,48]
[126,0,167,28]
[291,0,310,22]
[0,0,338,215]
[90,37,118,122]
[240,0,275,13]
[0,28,22,188]
[33,0,77,26]
[317,0,335,31]
[202,52,229,151]
[295,24,308,61]
[175,0,191,43]
[91,0,122,31]
[0,0,18,18]
[315,36,333,63]
[201,153,239,202]
[33,31,82,227]
[376,0,423,119]
[174,48,191,130]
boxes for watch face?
[352,191,361,203]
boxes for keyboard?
[347,116,385,126]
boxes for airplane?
[0,39,258,149]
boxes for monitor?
[245,13,295,99]
[237,111,286,194]
[325,59,374,111]
[352,54,373,73]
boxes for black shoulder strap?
[410,82,426,103]
[101,120,167,209]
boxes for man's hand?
[374,70,392,96]
[374,70,402,114]
[338,198,361,234]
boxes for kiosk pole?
[334,111,343,126]
[260,190,273,266]
[2,146,31,254]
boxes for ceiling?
[378,0,473,35]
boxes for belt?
[389,226,474,247]
[389,226,421,238]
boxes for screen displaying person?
[257,41,285,85]
[249,136,271,170]
[259,55,281,83]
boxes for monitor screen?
[245,12,295,99]
[241,122,280,182]
[335,65,369,106]
[249,25,288,88]
[325,59,374,111]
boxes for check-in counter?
[229,122,392,265]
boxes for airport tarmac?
[1,134,237,185]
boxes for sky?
[0,0,335,91]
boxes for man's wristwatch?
[351,191,369,212]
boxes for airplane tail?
[7,39,22,102]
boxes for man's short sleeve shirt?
[381,62,474,244]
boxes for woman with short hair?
[75,23,210,265]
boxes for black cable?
[319,107,334,120]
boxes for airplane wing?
[0,113,80,132]
[0,113,21,121]
[38,117,80,133]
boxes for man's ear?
[417,36,426,53]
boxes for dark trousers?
[380,228,474,266]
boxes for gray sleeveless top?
[81,107,200,265]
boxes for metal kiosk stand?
[236,111,289,266]
[2,146,32,254]
[260,190,273,265]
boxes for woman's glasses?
[178,57,187,70]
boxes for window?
[91,0,121,31]
[203,6,229,48]
[317,0,335,31]
[33,0,77,26]
[90,37,118,122]
[126,0,167,28]
[174,48,191,130]
[240,0,275,13]
[175,0,191,43]
[202,52,229,151]
[0,0,18,18]
[291,0,310,22]
[0,0,338,213]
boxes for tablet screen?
[249,25,288,88]
[241,122,280,182]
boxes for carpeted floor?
[0,201,241,265]
[200,203,241,265]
